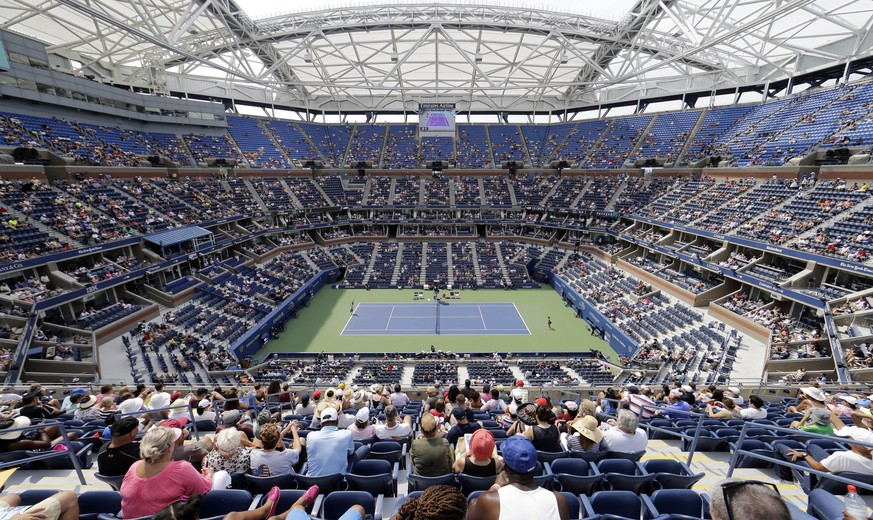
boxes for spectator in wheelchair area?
[708,479,791,520]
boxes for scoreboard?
[419,103,455,138]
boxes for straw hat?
[569,415,603,443]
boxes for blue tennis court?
[341,302,530,335]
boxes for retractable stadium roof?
[1,0,872,112]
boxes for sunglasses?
[721,480,780,520]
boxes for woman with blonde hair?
[120,427,213,518]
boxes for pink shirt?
[121,460,212,518]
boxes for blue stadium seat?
[199,489,253,519]
[595,459,656,494]
[549,458,606,495]
[345,459,398,497]
[642,459,705,489]
[321,491,382,520]
[581,490,644,519]
[643,489,706,519]
[79,490,122,520]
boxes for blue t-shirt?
[663,400,691,420]
[305,426,354,476]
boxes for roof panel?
[0,1,870,111]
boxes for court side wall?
[548,274,639,359]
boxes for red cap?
[535,397,549,407]
[848,485,858,493]
[313,390,321,399]
[163,418,188,428]
[170,391,182,401]
[516,380,524,387]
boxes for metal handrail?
[726,420,873,493]
[0,421,84,484]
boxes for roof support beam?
[565,0,674,99]
[193,0,309,97]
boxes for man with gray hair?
[708,479,790,520]
[601,409,647,453]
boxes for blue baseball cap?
[501,435,538,474]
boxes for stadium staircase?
[566,179,592,210]
[673,110,710,166]
[360,243,381,286]
[337,127,356,168]
[361,178,373,205]
[604,178,630,212]
[389,243,405,286]
[579,119,614,167]
[447,179,457,206]
[240,179,270,212]
[386,178,398,206]
[310,179,336,207]
[445,243,454,287]
[258,119,295,167]
[506,178,518,206]
[492,243,513,284]
[295,122,331,164]
[416,177,426,206]
[377,125,390,168]
[483,126,497,168]
[470,243,484,287]
[516,124,534,166]
[626,115,661,166]
[539,178,564,207]
[277,178,304,209]
[419,244,428,284]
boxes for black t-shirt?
[446,421,481,448]
[19,405,57,422]
[97,441,141,476]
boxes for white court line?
[390,315,483,319]
[477,305,487,329]
[343,328,531,332]
[353,302,516,307]
[511,302,533,335]
[339,302,361,336]
[385,305,396,330]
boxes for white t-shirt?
[295,403,316,416]
[375,422,412,440]
[739,407,767,420]
[497,485,560,520]
[481,399,507,413]
[821,450,873,474]
[347,424,377,441]
[250,448,299,476]
[390,392,410,408]
[195,410,217,422]
[601,427,648,453]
